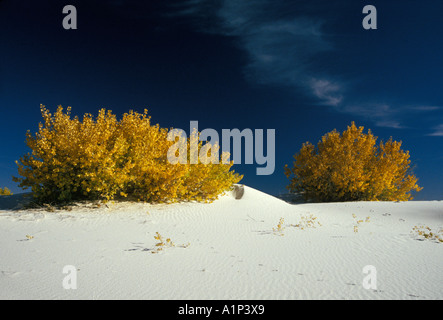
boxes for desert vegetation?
[0,187,13,196]
[13,105,242,205]
[285,122,422,202]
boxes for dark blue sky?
[1,0,442,200]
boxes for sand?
[0,186,442,299]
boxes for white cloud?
[309,78,343,106]
[407,105,441,112]
[374,120,404,129]
[338,103,407,129]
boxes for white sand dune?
[0,186,442,300]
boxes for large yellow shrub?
[284,122,422,202]
[14,105,242,204]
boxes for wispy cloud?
[309,78,343,107]
[407,105,441,112]
[339,103,443,129]
[338,103,403,129]
[174,0,339,97]
[428,124,443,136]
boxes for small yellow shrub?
[13,105,242,204]
[152,232,190,254]
[273,217,285,235]
[291,213,322,230]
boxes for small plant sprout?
[352,214,371,233]
[25,235,34,240]
[411,225,443,243]
[291,213,322,230]
[273,217,285,236]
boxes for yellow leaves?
[14,106,241,204]
[272,214,322,236]
[0,187,13,196]
[285,122,422,202]
[411,225,443,243]
[352,213,371,233]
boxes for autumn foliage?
[13,105,242,204]
[284,122,422,202]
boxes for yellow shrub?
[14,105,242,204]
[117,110,189,203]
[14,106,129,202]
[284,122,422,202]
[179,132,242,202]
